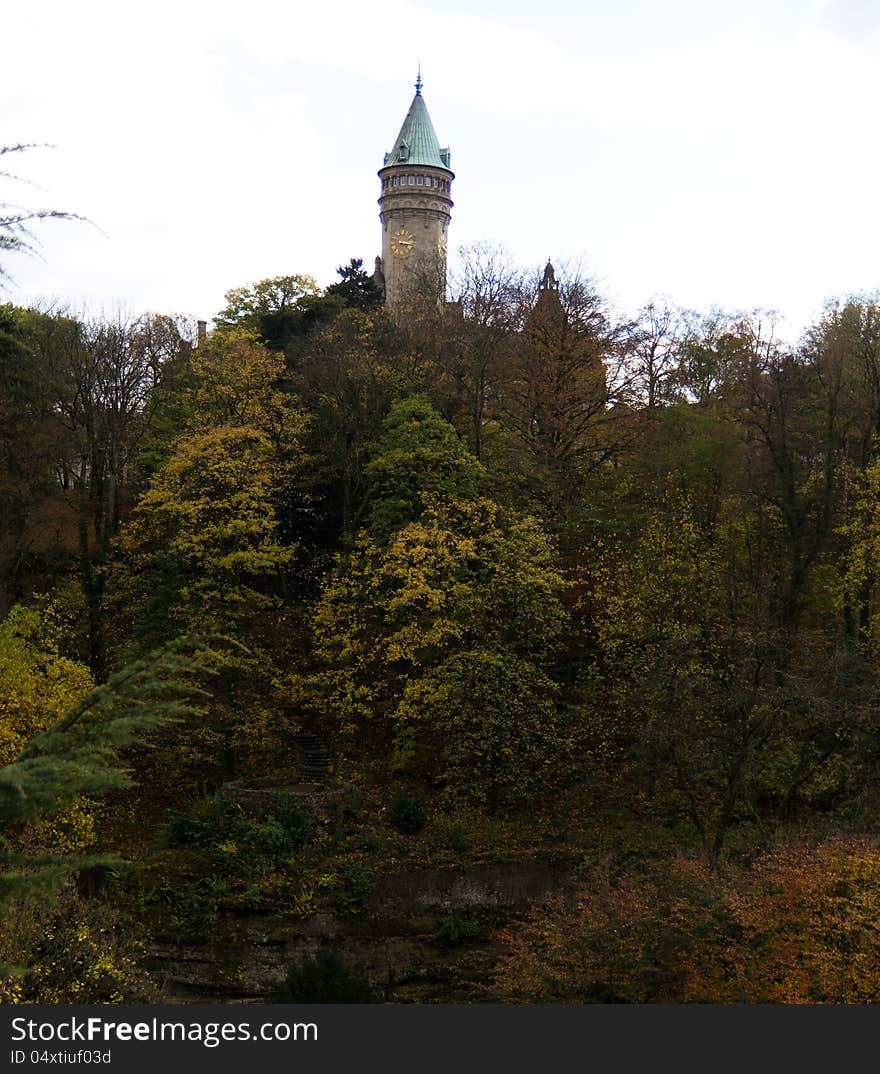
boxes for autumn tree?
[497,264,626,509]
[628,300,689,408]
[0,604,93,769]
[436,242,524,459]
[494,837,880,1003]
[104,330,307,775]
[304,498,569,805]
[365,395,483,540]
[801,295,880,470]
[106,330,306,623]
[213,274,321,342]
[287,307,416,541]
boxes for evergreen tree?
[0,635,225,918]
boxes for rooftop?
[383,73,451,171]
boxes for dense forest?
[4,233,880,1004]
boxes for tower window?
[408,175,415,186]
[417,175,423,185]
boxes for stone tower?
[377,71,453,311]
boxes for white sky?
[4,0,880,337]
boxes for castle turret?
[377,70,453,311]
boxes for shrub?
[164,795,233,848]
[440,823,471,857]
[337,863,375,915]
[388,789,426,835]
[165,798,314,855]
[494,836,880,1003]
[275,805,315,848]
[435,913,483,947]
[10,891,158,1004]
[269,949,376,1003]
[342,789,364,819]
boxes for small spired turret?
[377,70,453,311]
[534,258,563,318]
[540,259,559,292]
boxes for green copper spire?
[383,73,451,170]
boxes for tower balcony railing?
[380,174,450,193]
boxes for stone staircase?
[295,729,333,784]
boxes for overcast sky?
[4,0,880,336]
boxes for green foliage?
[269,948,377,1003]
[326,258,384,311]
[397,648,563,808]
[335,862,375,914]
[305,497,570,803]
[435,821,470,858]
[435,912,482,947]
[366,394,484,540]
[342,788,364,818]
[213,275,321,341]
[165,795,315,854]
[388,789,426,835]
[0,635,225,913]
[10,248,880,1000]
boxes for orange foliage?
[494,836,880,1003]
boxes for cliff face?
[144,858,576,1004]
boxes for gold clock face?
[390,227,415,257]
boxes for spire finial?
[415,64,423,95]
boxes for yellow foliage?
[0,605,93,768]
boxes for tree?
[0,635,219,919]
[110,425,296,660]
[801,295,880,470]
[497,265,627,507]
[304,498,569,804]
[365,394,484,540]
[0,604,93,769]
[286,307,413,541]
[629,300,688,409]
[592,495,779,857]
[326,258,384,311]
[494,837,880,1003]
[187,327,305,453]
[1,145,80,284]
[213,275,324,350]
[438,241,524,459]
